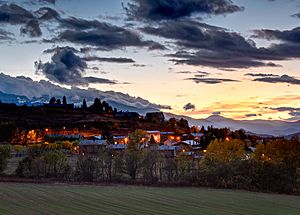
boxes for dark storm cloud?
[143,20,283,68]
[289,112,300,117]
[84,77,117,85]
[43,46,79,54]
[270,107,300,112]
[0,3,42,37]
[185,77,238,84]
[253,75,300,85]
[245,114,257,117]
[253,27,300,43]
[83,56,135,63]
[55,29,165,51]
[142,18,300,68]
[169,51,277,68]
[132,64,147,67]
[125,0,243,21]
[0,3,60,37]
[292,13,300,18]
[269,106,300,120]
[244,73,279,77]
[0,3,35,23]
[58,17,111,30]
[35,47,118,85]
[183,102,195,111]
[49,17,166,51]
[176,70,210,76]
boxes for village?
[0,99,299,196]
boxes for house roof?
[79,140,108,146]
[182,140,198,146]
[147,130,160,134]
[93,135,103,140]
[47,134,82,139]
[164,139,177,146]
[113,136,127,139]
[159,145,181,151]
[107,144,127,150]
[160,132,175,135]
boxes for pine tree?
[82,99,87,109]
[62,96,67,105]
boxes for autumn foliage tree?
[205,139,246,164]
[124,130,147,180]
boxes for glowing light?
[225,137,230,141]
[203,150,207,153]
[124,137,129,144]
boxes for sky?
[1,0,300,120]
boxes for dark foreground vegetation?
[0,183,300,215]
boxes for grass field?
[0,183,299,215]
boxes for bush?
[16,150,69,179]
[0,145,11,172]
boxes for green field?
[0,183,299,215]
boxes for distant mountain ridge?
[0,73,170,115]
[164,112,300,137]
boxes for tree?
[191,126,200,133]
[113,108,118,115]
[62,96,67,105]
[82,99,87,109]
[90,98,103,113]
[76,156,97,181]
[124,130,147,180]
[205,139,246,164]
[145,112,165,124]
[253,139,300,165]
[49,97,56,104]
[56,99,61,105]
[44,151,69,178]
[140,147,161,183]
